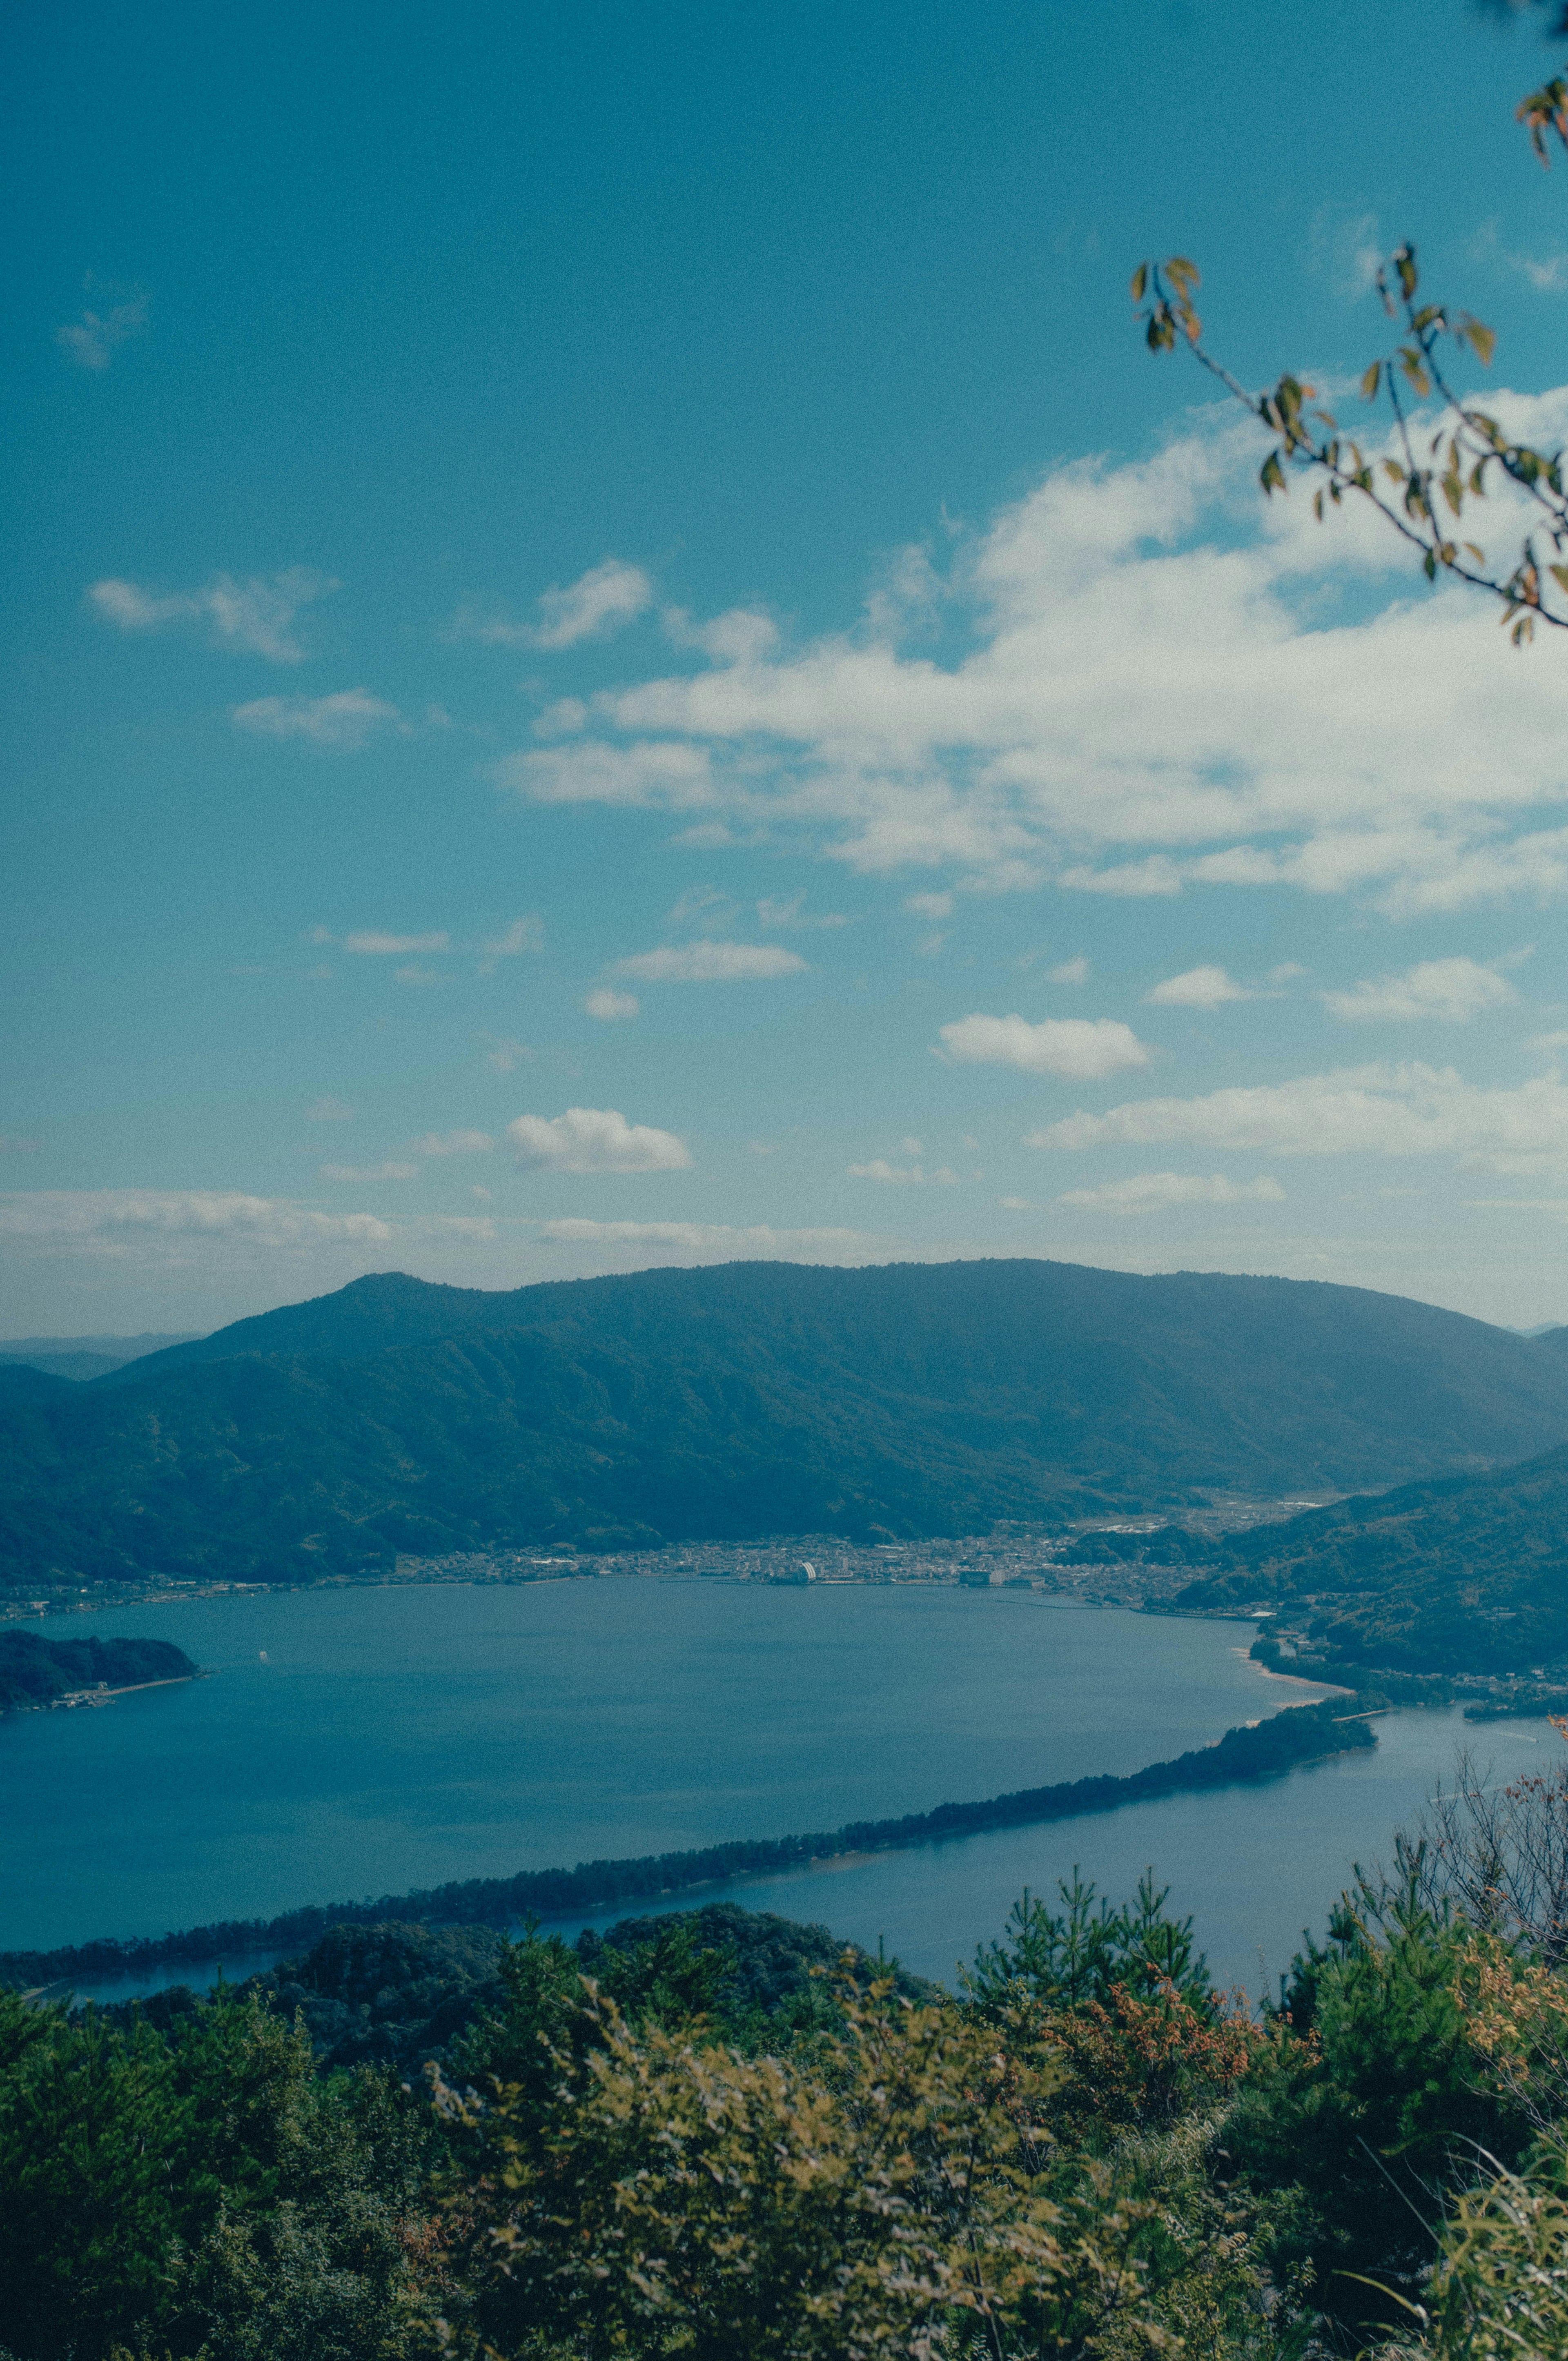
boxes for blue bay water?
[5,1579,1554,2001]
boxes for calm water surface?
[5,1578,1546,2000]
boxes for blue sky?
[8,0,1568,1335]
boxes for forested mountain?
[1158,1441,1568,1673]
[4,1259,1568,1590]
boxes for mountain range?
[4,1258,1568,1592]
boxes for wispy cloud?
[507,1107,692,1173]
[585,988,640,1021]
[234,689,400,746]
[454,559,653,651]
[1050,957,1089,984]
[1057,1172,1286,1213]
[320,1161,420,1182]
[1472,216,1568,294]
[1029,1062,1568,1178]
[480,915,544,971]
[57,290,148,370]
[848,1158,959,1184]
[1322,957,1518,1022]
[1309,203,1383,299]
[535,1217,896,1265]
[937,1013,1149,1079]
[755,893,849,930]
[415,1129,494,1155]
[89,568,336,662]
[0,1190,392,1252]
[481,1036,535,1072]
[612,942,808,983]
[343,931,449,956]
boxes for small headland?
[0,1631,201,1716]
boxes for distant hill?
[0,1332,201,1383]
[1161,1443,1568,1674]
[4,1259,1568,1590]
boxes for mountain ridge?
[5,1258,1568,1591]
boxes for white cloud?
[57,294,147,370]
[499,739,714,808]
[937,1013,1150,1078]
[234,689,399,747]
[90,569,334,662]
[344,931,450,956]
[415,1130,494,1155]
[1322,957,1519,1022]
[481,1036,535,1072]
[756,893,848,929]
[1050,957,1089,984]
[1028,1062,1568,1177]
[535,1217,895,1265]
[848,1159,959,1184]
[481,916,544,966]
[613,941,808,982]
[488,390,1568,915]
[506,1107,692,1174]
[905,891,954,919]
[0,1190,392,1254]
[1056,1172,1287,1212]
[320,1161,420,1182]
[1145,964,1252,1008]
[585,988,640,1021]
[457,559,652,651]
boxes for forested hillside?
[1151,1441,1568,1673]
[4,1258,1568,1588]
[5,1856,1565,2359]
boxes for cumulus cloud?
[613,942,808,982]
[415,1130,494,1155]
[488,391,1568,914]
[89,568,334,662]
[1322,957,1519,1022]
[1056,1172,1286,1212]
[1145,965,1252,1008]
[57,293,147,370]
[456,559,653,651]
[0,1191,392,1253]
[937,1013,1150,1078]
[234,689,399,746]
[585,989,640,1020]
[1028,1062,1568,1177]
[507,1107,692,1173]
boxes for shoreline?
[0,1697,1372,1994]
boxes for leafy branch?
[1131,243,1568,644]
